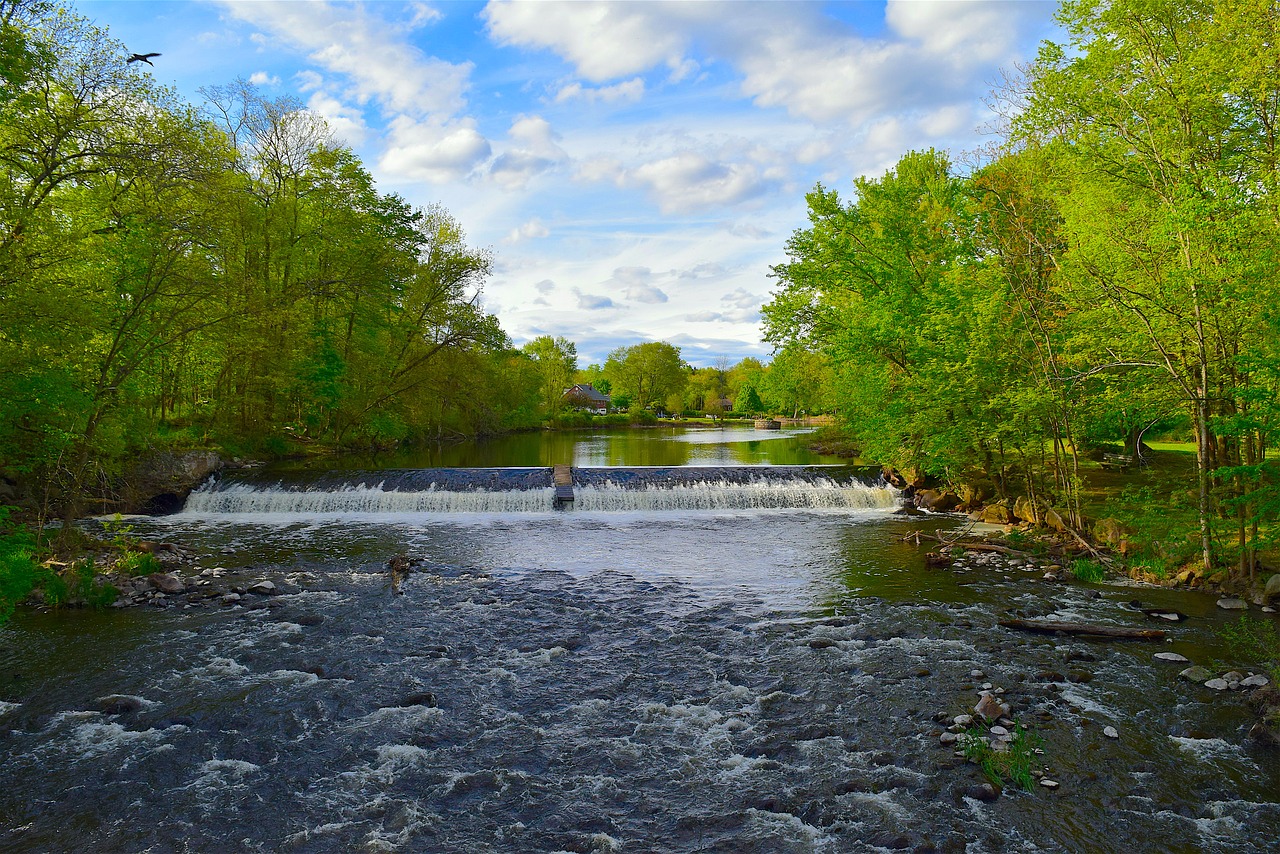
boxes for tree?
[1018,0,1280,575]
[522,335,577,415]
[603,342,687,410]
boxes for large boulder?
[1013,496,1042,525]
[1263,573,1280,604]
[126,450,224,514]
[955,479,997,506]
[1043,507,1071,534]
[980,502,1014,525]
[915,489,960,512]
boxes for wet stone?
[1103,726,1119,739]
[961,783,1000,802]
[1040,779,1060,789]
[248,581,277,596]
[808,638,837,650]
[1154,653,1189,663]
[1204,678,1230,691]
[1217,598,1248,610]
[1180,666,1212,682]
[1240,674,1270,688]
[98,695,144,715]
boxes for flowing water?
[1,426,1278,852]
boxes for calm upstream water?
[1,425,1278,852]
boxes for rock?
[974,693,1008,722]
[127,450,224,514]
[953,714,974,728]
[1043,507,1070,534]
[396,692,437,708]
[939,732,958,745]
[1263,574,1280,603]
[1217,598,1248,610]
[147,573,185,594]
[295,613,325,627]
[1040,779,1059,789]
[1179,666,1212,682]
[1154,653,1190,663]
[963,783,1000,802]
[221,592,242,604]
[1013,496,1041,525]
[980,502,1014,525]
[1240,674,1270,688]
[1103,726,1119,739]
[970,670,985,678]
[1093,518,1130,548]
[916,489,960,512]
[248,581,277,596]
[989,725,1009,737]
[1204,678,1230,691]
[98,695,144,715]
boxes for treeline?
[0,2,540,516]
[519,336,837,421]
[764,0,1280,578]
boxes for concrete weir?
[552,464,574,509]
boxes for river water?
[1,426,1278,852]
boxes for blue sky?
[78,0,1060,367]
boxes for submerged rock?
[1179,666,1212,682]
[1217,598,1248,610]
[248,581,277,596]
[1154,652,1189,663]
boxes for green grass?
[961,724,1043,791]
[1071,558,1107,583]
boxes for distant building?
[562,383,610,413]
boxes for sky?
[78,0,1061,367]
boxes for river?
[1,425,1277,852]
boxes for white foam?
[68,721,186,759]
[0,700,21,716]
[1169,736,1256,767]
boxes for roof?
[563,384,610,403]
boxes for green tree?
[522,335,578,415]
[604,342,687,410]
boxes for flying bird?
[127,52,161,66]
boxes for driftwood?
[998,619,1167,640]
[902,530,1029,556]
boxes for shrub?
[0,506,40,625]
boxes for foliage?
[1220,615,1280,683]
[604,342,687,410]
[0,505,39,624]
[0,4,528,514]
[1070,559,1106,584]
[961,724,1043,791]
[760,0,1280,578]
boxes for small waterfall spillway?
[180,465,900,515]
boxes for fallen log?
[901,531,1030,556]
[998,619,1166,640]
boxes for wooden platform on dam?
[553,465,574,507]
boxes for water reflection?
[270,425,848,471]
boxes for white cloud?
[625,283,668,304]
[380,116,492,183]
[248,71,280,87]
[554,78,645,104]
[685,310,724,322]
[629,151,771,214]
[294,70,324,92]
[534,279,556,293]
[505,218,551,243]
[721,288,759,310]
[574,289,615,310]
[306,91,368,146]
[483,1,697,82]
[489,115,568,189]
[218,1,474,118]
